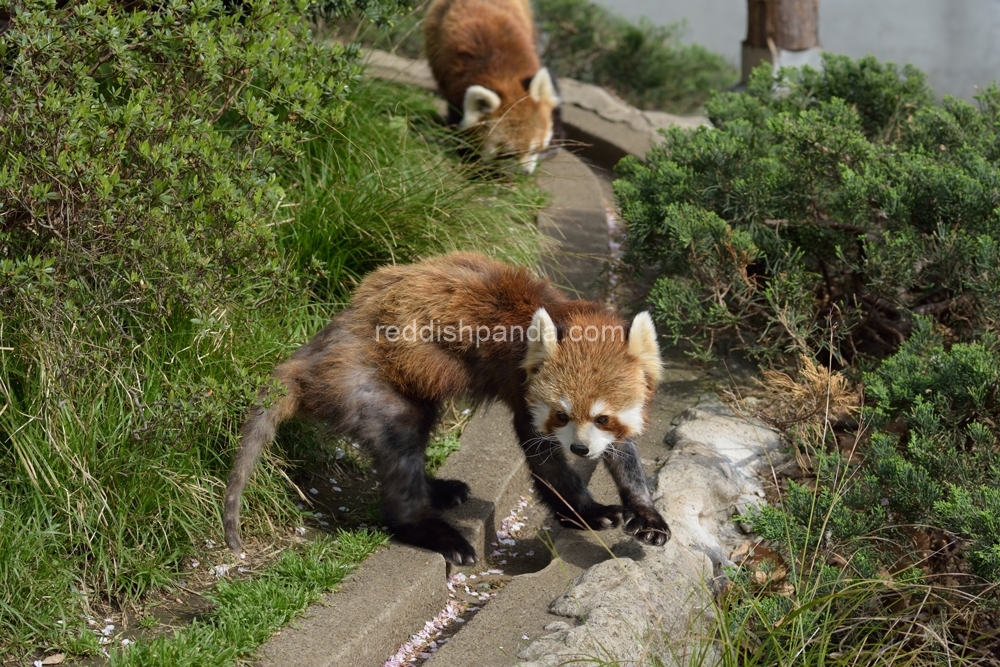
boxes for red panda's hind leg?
[365,395,477,565]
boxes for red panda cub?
[424,0,560,173]
[224,253,670,565]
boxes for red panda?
[423,0,560,173]
[224,253,670,565]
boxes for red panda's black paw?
[390,517,477,565]
[429,477,472,509]
[434,531,478,566]
[557,503,623,531]
[623,506,671,546]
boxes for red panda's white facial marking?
[617,403,645,434]
[530,397,645,460]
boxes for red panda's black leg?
[603,439,671,546]
[512,404,622,531]
[366,398,477,565]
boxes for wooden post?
[742,0,775,82]
[742,0,820,83]
[775,0,819,51]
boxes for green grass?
[0,75,544,661]
[109,532,386,667]
[700,407,995,666]
[425,433,462,474]
[280,79,546,301]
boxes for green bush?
[2,0,354,654]
[618,54,1000,365]
[863,318,1000,578]
[717,319,1000,663]
[535,0,737,114]
[0,0,542,658]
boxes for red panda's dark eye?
[595,415,609,426]
[555,411,569,424]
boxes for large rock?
[517,398,781,666]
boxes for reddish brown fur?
[224,253,670,564]
[424,0,557,165]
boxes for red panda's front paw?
[623,505,671,546]
[557,503,623,531]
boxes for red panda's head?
[521,308,663,460]
[459,68,560,174]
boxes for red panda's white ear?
[628,312,663,386]
[528,68,560,106]
[523,308,558,372]
[460,85,502,129]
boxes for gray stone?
[558,77,710,135]
[360,49,436,91]
[517,545,715,667]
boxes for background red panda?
[224,253,670,565]
[423,0,561,173]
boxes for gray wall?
[594,0,1000,100]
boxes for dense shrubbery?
[864,319,1000,579]
[619,54,1000,365]
[719,322,1000,663]
[534,0,737,114]
[620,54,1000,663]
[0,0,541,658]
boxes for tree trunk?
[745,0,774,49]
[742,0,820,82]
[775,0,819,51]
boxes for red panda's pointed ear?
[460,85,501,129]
[628,312,663,386]
[528,68,560,106]
[523,308,558,373]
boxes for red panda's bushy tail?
[223,385,300,552]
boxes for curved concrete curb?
[256,408,529,667]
